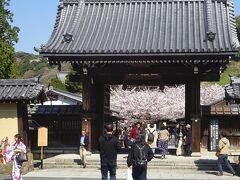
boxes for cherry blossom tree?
[200,84,225,105]
[110,84,224,126]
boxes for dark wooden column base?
[191,118,201,152]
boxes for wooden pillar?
[190,76,201,153]
[191,76,201,152]
[82,76,92,112]
[82,76,105,151]
[93,83,105,140]
[185,83,192,124]
[103,85,110,131]
[185,75,201,154]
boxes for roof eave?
[40,52,237,58]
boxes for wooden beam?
[88,65,192,75]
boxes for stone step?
[42,160,231,169]
[43,159,219,165]
[41,164,227,170]
[39,153,237,170]
[43,160,218,166]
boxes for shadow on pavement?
[205,171,218,175]
[73,159,82,165]
[194,159,238,171]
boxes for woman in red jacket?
[129,122,141,142]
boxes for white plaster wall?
[43,95,80,105]
[0,104,19,143]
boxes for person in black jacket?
[99,124,120,180]
[127,133,154,180]
[183,124,192,156]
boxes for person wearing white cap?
[183,124,192,156]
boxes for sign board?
[38,127,48,147]
[209,119,219,151]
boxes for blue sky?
[9,0,240,54]
[9,0,59,54]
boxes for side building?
[0,77,46,146]
[202,77,240,152]
[29,88,83,155]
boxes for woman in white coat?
[11,134,27,180]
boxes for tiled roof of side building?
[225,76,240,103]
[39,0,239,56]
[0,77,47,103]
[31,105,82,115]
[202,104,240,115]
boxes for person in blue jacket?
[79,130,89,168]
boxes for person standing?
[127,133,154,180]
[0,138,4,164]
[145,123,158,154]
[129,122,141,142]
[217,132,236,176]
[0,137,11,164]
[79,130,89,168]
[176,126,184,156]
[158,125,169,159]
[173,124,180,147]
[122,127,129,148]
[183,124,192,156]
[99,124,120,180]
[11,134,26,180]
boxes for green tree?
[236,16,240,41]
[205,60,240,86]
[65,71,83,93]
[0,0,19,78]
[50,78,67,91]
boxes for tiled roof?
[30,105,82,115]
[0,77,46,103]
[39,0,239,57]
[225,76,240,103]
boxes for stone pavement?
[0,152,239,180]
[25,153,240,179]
[20,167,240,180]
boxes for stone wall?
[0,152,33,175]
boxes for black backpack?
[147,129,155,142]
[134,144,147,168]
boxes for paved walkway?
[1,152,239,180]
[22,168,238,180]
[24,152,239,180]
